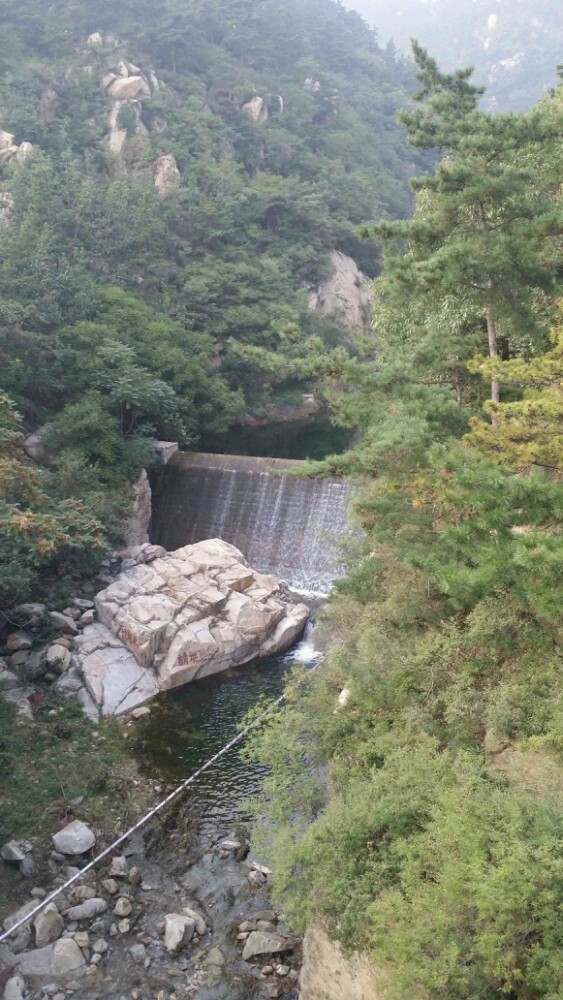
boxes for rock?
[101,878,118,894]
[15,650,48,683]
[52,937,87,977]
[275,964,290,976]
[93,938,108,954]
[127,866,142,885]
[255,911,277,923]
[19,854,34,877]
[73,599,95,610]
[308,250,374,336]
[73,931,90,950]
[108,76,149,100]
[14,142,33,163]
[2,687,33,719]
[129,943,145,963]
[0,669,19,691]
[113,897,132,918]
[31,887,47,899]
[3,900,37,937]
[108,856,128,878]
[131,706,150,720]
[1,841,26,863]
[45,645,71,672]
[153,154,181,196]
[48,613,79,636]
[72,886,96,902]
[87,31,103,46]
[34,904,64,947]
[13,602,46,625]
[23,425,55,465]
[66,898,107,921]
[163,914,195,953]
[299,924,384,1000]
[52,821,95,856]
[242,932,291,962]
[242,96,268,125]
[71,540,308,717]
[3,976,25,1000]
[181,907,206,936]
[0,130,15,150]
[6,632,33,652]
[117,918,130,934]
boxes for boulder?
[52,820,95,856]
[70,540,307,716]
[3,900,37,935]
[3,976,25,1000]
[309,250,374,335]
[242,96,268,125]
[14,142,33,162]
[34,903,64,947]
[108,76,149,100]
[18,937,86,979]
[13,603,46,625]
[0,668,19,691]
[0,131,15,150]
[87,31,103,47]
[6,632,33,652]
[1,841,26,863]
[48,612,79,636]
[181,906,207,936]
[163,914,195,952]
[45,645,71,673]
[66,898,107,921]
[153,154,181,195]
[23,425,54,465]
[2,687,33,719]
[242,932,291,962]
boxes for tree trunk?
[485,276,500,425]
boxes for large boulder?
[309,250,374,335]
[72,540,308,717]
[52,820,95,856]
[107,76,149,100]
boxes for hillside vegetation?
[0,0,417,603]
[348,0,562,111]
[248,49,563,1000]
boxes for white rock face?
[242,96,268,124]
[299,924,384,1000]
[51,820,96,856]
[309,250,374,334]
[0,131,15,151]
[87,31,103,47]
[72,540,308,717]
[154,154,181,195]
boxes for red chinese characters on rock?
[118,627,140,651]
[177,650,202,668]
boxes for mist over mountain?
[343,0,562,110]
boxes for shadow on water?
[132,636,317,840]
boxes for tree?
[467,317,563,472]
[368,45,563,413]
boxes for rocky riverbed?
[1,818,301,1000]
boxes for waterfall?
[151,453,351,593]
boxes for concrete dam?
[150,452,350,593]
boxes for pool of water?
[131,627,319,842]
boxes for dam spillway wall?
[150,453,351,593]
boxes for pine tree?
[368,45,563,413]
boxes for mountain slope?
[345,0,562,111]
[0,0,418,445]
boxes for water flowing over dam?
[151,453,351,593]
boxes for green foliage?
[248,62,563,1000]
